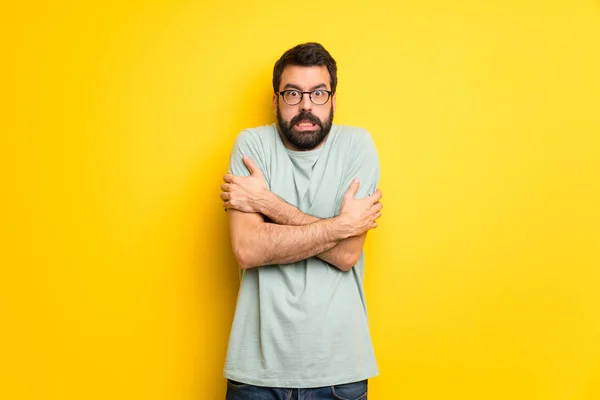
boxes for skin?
[223,65,382,271]
[273,65,336,151]
[222,156,383,270]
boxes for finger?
[221,183,230,192]
[243,156,263,177]
[371,202,383,212]
[344,178,360,199]
[223,201,231,210]
[223,174,235,183]
[368,190,382,203]
[220,192,230,201]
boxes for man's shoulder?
[334,123,369,134]
[236,123,278,141]
[230,123,280,156]
[331,124,376,146]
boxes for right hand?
[221,156,270,213]
[339,178,383,237]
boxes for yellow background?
[2,0,599,399]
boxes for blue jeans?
[225,379,368,400]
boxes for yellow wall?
[2,0,599,399]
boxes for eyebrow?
[283,83,328,91]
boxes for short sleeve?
[228,130,270,187]
[335,131,380,212]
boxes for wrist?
[258,190,278,217]
[331,214,354,240]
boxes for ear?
[272,93,278,115]
[332,92,337,115]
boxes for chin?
[292,128,320,137]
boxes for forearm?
[232,212,353,269]
[317,234,366,271]
[259,192,316,226]
[258,192,364,270]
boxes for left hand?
[221,156,270,213]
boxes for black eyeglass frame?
[276,89,334,106]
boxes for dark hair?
[272,42,337,94]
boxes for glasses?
[277,89,333,106]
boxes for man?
[220,42,382,400]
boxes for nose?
[299,93,313,112]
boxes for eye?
[312,90,324,97]
[288,90,300,97]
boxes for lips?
[295,120,318,131]
[291,112,321,132]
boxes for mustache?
[290,111,322,128]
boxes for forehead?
[279,65,331,90]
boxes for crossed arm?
[221,156,383,271]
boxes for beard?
[276,106,334,150]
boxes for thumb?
[344,178,360,199]
[243,155,262,177]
